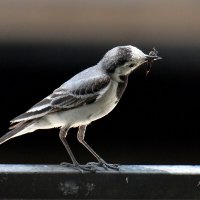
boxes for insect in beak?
[145,48,162,76]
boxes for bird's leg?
[59,126,97,172]
[77,125,106,164]
[77,125,119,171]
[59,126,79,167]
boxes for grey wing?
[51,75,110,109]
[10,75,110,124]
[10,97,53,124]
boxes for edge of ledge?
[0,164,200,174]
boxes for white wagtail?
[0,45,161,169]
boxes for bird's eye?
[129,64,134,68]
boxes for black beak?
[145,55,162,76]
[145,55,162,63]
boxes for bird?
[0,45,161,170]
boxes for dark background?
[0,0,200,165]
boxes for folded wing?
[10,75,110,124]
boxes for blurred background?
[0,0,200,165]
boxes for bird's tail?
[0,120,35,145]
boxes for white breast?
[45,80,119,128]
[88,80,118,120]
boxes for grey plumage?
[11,66,110,123]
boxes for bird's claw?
[60,161,120,172]
[60,162,97,173]
[86,162,120,171]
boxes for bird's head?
[100,45,161,80]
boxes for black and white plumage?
[0,45,161,168]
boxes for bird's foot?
[60,162,96,173]
[60,161,120,172]
[86,162,120,171]
[60,162,75,167]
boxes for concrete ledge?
[0,164,200,199]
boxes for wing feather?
[10,74,110,123]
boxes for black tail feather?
[0,120,35,145]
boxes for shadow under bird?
[0,45,161,170]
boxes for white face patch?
[111,59,145,82]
